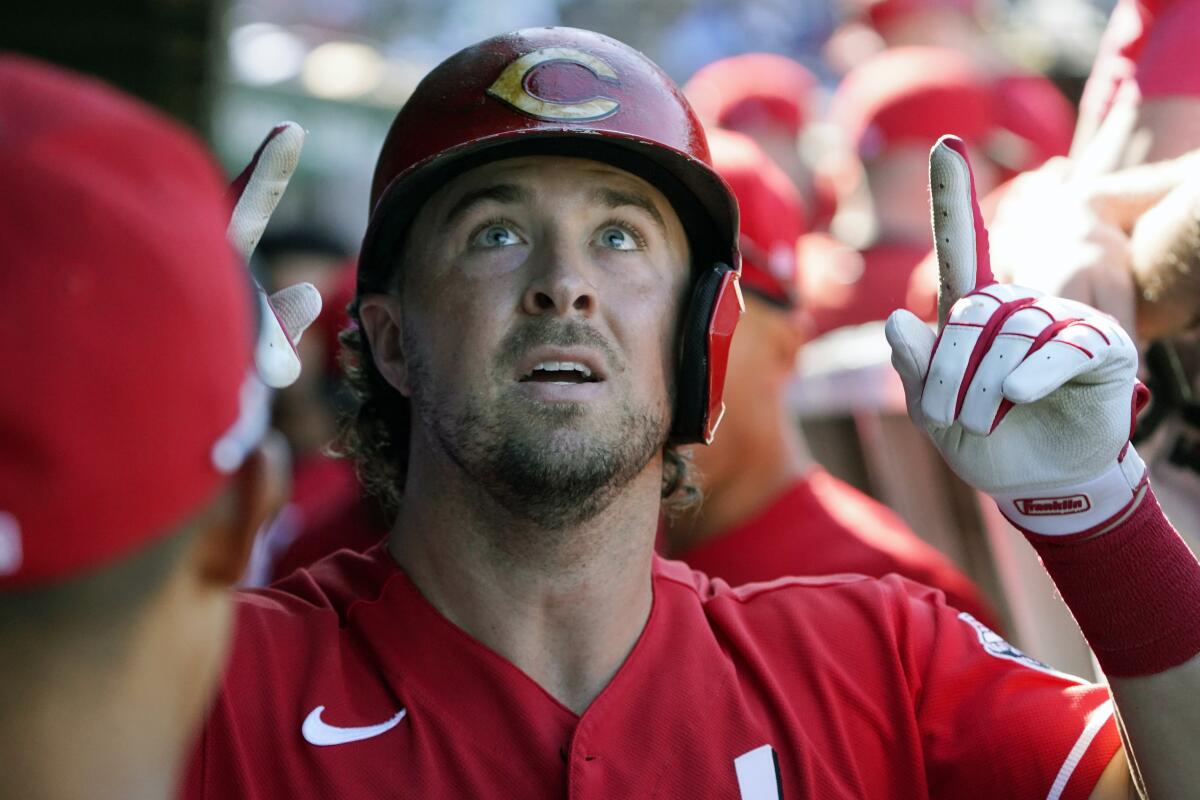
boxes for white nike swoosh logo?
[301,705,407,747]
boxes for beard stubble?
[405,317,670,530]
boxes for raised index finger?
[227,121,306,261]
[929,135,995,328]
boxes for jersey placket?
[564,564,786,798]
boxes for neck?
[391,433,661,714]
[667,405,814,555]
[0,644,183,800]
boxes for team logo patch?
[957,612,1072,679]
[487,46,620,122]
[1013,494,1091,516]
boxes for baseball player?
[806,47,1006,337]
[682,53,822,224]
[184,28,1200,798]
[0,57,317,799]
[662,127,1001,630]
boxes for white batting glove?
[227,122,322,389]
[884,136,1150,537]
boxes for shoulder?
[212,543,405,722]
[230,543,399,653]
[652,557,957,723]
[654,556,944,659]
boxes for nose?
[520,240,597,318]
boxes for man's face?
[366,155,691,527]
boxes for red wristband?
[1025,487,1200,677]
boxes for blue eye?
[598,225,639,251]
[474,223,521,247]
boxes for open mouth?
[519,361,601,385]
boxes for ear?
[773,309,805,369]
[358,293,412,397]
[746,296,803,374]
[195,434,289,587]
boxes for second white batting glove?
[227,122,322,389]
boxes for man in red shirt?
[186,28,1200,799]
[683,53,830,228]
[662,128,1000,628]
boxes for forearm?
[1108,653,1200,797]
[1031,490,1200,797]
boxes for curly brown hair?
[331,307,700,517]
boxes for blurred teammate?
[0,57,290,799]
[834,0,1076,174]
[185,28,1200,799]
[800,46,1008,335]
[664,128,999,627]
[683,54,829,226]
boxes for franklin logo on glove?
[1013,495,1092,515]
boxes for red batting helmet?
[357,27,743,445]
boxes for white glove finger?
[955,301,1057,433]
[1002,321,1113,404]
[919,288,1013,427]
[255,291,302,389]
[1050,298,1140,372]
[269,282,323,345]
[929,136,996,329]
[227,122,306,261]
[957,333,1035,435]
[884,309,936,427]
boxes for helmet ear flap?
[670,263,743,445]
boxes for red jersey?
[185,544,1118,799]
[678,470,1002,631]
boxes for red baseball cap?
[707,128,807,306]
[684,53,817,138]
[829,47,994,160]
[0,56,266,588]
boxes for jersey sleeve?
[889,577,1123,800]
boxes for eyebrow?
[443,183,533,226]
[590,187,667,234]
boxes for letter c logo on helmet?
[487,47,620,122]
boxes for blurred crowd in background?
[7,0,1200,679]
